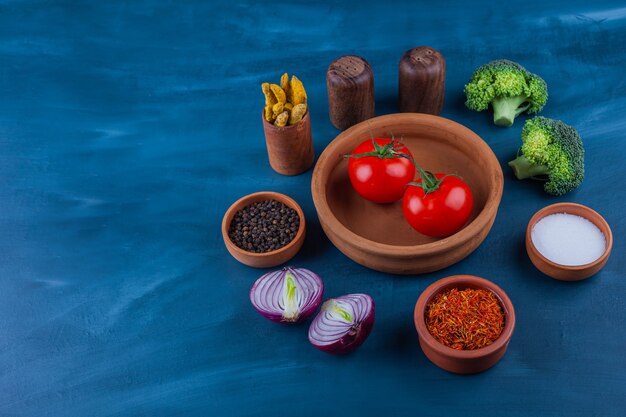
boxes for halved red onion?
[308,293,375,354]
[250,267,324,324]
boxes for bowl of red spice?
[222,191,306,268]
[414,275,515,374]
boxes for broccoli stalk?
[508,117,584,196]
[464,60,548,127]
[492,95,531,127]
[508,154,549,179]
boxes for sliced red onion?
[308,293,375,354]
[250,267,324,324]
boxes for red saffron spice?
[425,288,505,350]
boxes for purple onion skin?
[308,294,375,354]
[317,310,374,355]
[249,267,324,324]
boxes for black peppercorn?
[228,200,300,253]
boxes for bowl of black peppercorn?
[222,191,306,268]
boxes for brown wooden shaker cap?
[399,46,445,115]
[327,55,375,130]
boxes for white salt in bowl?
[526,203,613,281]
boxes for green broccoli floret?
[464,60,548,127]
[508,117,584,196]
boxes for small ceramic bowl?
[222,191,306,268]
[526,202,613,281]
[414,275,516,374]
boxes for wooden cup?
[262,110,314,176]
[399,46,445,115]
[327,55,375,130]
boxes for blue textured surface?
[1,1,625,416]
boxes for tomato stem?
[344,133,457,195]
[408,174,458,195]
[385,133,443,194]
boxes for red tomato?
[347,138,416,204]
[402,174,473,237]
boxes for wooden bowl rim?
[525,202,613,271]
[261,109,309,131]
[413,275,516,359]
[221,191,306,259]
[311,113,504,256]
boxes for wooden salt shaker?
[399,46,445,115]
[327,56,375,130]
[262,110,314,176]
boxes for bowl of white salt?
[526,203,613,281]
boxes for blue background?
[1,1,625,416]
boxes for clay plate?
[222,191,306,268]
[526,202,613,281]
[311,113,503,274]
[414,275,516,374]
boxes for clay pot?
[310,113,503,274]
[414,275,516,374]
[222,191,306,268]
[262,111,314,176]
[526,202,613,281]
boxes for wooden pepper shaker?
[399,46,445,115]
[327,56,375,130]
